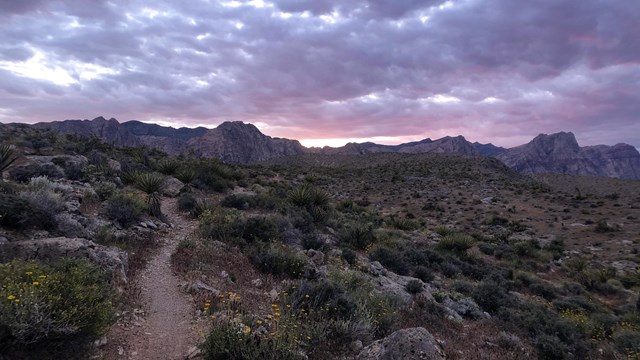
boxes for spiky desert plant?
[175,166,196,184]
[132,172,165,217]
[0,144,18,178]
[287,184,330,222]
[155,159,180,175]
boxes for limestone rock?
[357,327,446,360]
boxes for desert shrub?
[191,199,216,218]
[0,193,46,229]
[287,184,331,222]
[413,266,434,282]
[194,171,234,192]
[535,335,569,360]
[340,224,376,249]
[342,249,357,265]
[240,216,281,243]
[94,181,117,201]
[405,279,423,294]
[221,193,278,210]
[472,280,510,313]
[104,193,145,227]
[613,330,640,356]
[368,246,409,275]
[9,163,63,183]
[249,243,305,278]
[54,213,88,238]
[594,219,618,233]
[26,176,71,193]
[202,321,302,360]
[0,259,113,344]
[302,234,325,250]
[177,192,197,212]
[19,188,64,228]
[436,233,475,255]
[198,208,243,242]
[385,215,419,231]
[514,241,538,257]
[529,281,557,300]
[478,242,496,255]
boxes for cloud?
[0,0,638,148]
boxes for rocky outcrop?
[497,132,640,179]
[34,116,141,148]
[0,237,128,295]
[357,327,446,360]
[398,135,477,155]
[187,121,305,163]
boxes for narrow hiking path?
[102,198,206,360]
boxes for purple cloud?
[0,0,638,148]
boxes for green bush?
[202,321,301,360]
[436,233,475,255]
[405,279,423,294]
[9,164,63,183]
[249,244,305,278]
[241,216,281,243]
[368,246,409,275]
[0,259,113,344]
[221,193,278,210]
[104,193,145,227]
[0,193,44,229]
[94,181,117,201]
[177,192,197,212]
[198,208,243,242]
[385,215,418,231]
[340,224,376,249]
[613,330,640,356]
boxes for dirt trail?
[103,198,203,360]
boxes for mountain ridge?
[14,117,640,179]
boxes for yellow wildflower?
[244,327,251,334]
[32,281,40,285]
[39,275,47,279]
[257,320,263,325]
[14,299,20,303]
[25,272,33,276]
[7,295,15,300]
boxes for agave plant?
[0,144,17,178]
[132,172,165,217]
[287,184,331,222]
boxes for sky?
[0,0,638,148]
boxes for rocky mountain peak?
[530,131,580,155]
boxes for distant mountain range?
[14,117,640,179]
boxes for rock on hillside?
[186,121,305,163]
[497,132,640,179]
[357,327,446,360]
[34,116,140,148]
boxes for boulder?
[357,327,445,360]
[162,176,184,197]
[0,237,128,295]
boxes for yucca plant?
[0,144,18,178]
[287,184,331,222]
[155,159,180,175]
[176,166,196,183]
[132,172,165,217]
